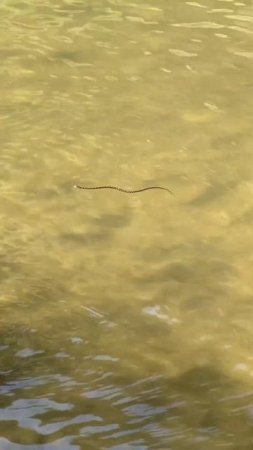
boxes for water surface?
[1,0,253,448]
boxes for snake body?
[74,185,173,194]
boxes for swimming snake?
[74,185,173,194]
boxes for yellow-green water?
[1,0,253,448]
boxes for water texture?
[1,0,253,448]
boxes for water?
[1,0,253,448]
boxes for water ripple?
[172,21,224,28]
[0,436,79,450]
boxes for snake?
[74,185,173,194]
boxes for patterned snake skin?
[74,185,173,194]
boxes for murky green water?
[1,0,253,448]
